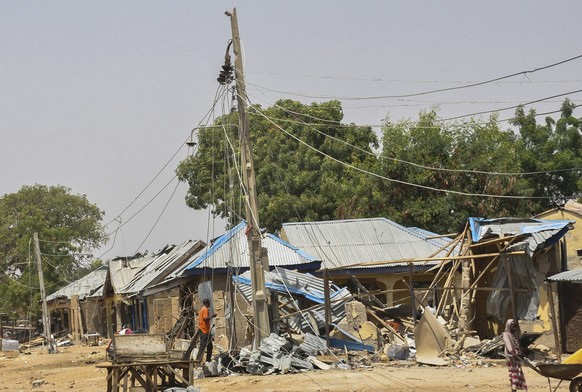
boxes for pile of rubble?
[219,268,557,377]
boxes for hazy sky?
[2,1,581,259]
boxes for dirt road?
[0,344,564,391]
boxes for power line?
[441,89,582,121]
[247,97,579,200]
[99,85,230,258]
[133,178,181,254]
[106,175,178,237]
[248,70,582,85]
[248,97,582,178]
[103,85,229,228]
[247,53,582,101]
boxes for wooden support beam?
[323,269,332,348]
[366,309,405,344]
[323,251,526,271]
[546,281,562,362]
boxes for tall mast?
[225,8,271,347]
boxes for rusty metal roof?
[46,266,108,301]
[119,240,204,295]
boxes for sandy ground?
[0,343,571,391]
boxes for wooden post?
[458,259,472,331]
[546,281,562,362]
[227,267,238,351]
[71,295,80,342]
[323,269,332,348]
[458,230,474,332]
[106,302,113,339]
[33,233,56,353]
[226,7,270,347]
[408,262,417,324]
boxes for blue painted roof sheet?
[180,221,320,275]
[469,217,573,255]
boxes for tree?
[0,185,106,319]
[379,110,531,234]
[177,99,380,231]
[511,99,582,210]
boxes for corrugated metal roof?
[469,217,573,242]
[548,269,582,283]
[119,240,204,295]
[470,217,573,256]
[109,255,154,293]
[281,218,452,269]
[233,267,352,334]
[46,266,108,301]
[180,221,320,275]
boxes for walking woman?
[503,319,528,391]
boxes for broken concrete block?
[385,343,409,360]
[356,321,380,350]
[345,301,367,329]
[203,360,218,377]
[307,356,331,370]
[330,320,351,340]
[463,336,481,349]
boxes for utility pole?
[225,8,271,347]
[33,233,55,353]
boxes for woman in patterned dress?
[503,319,528,391]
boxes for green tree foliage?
[178,97,581,237]
[379,110,531,234]
[177,99,380,231]
[511,99,582,210]
[0,185,106,319]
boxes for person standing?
[195,298,216,365]
[503,319,528,391]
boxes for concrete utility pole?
[33,233,56,353]
[225,8,271,347]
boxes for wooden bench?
[97,360,194,392]
[102,334,195,391]
[111,334,169,364]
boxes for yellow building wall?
[332,271,435,307]
[536,209,582,269]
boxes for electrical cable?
[247,53,582,101]
[441,89,582,122]
[247,96,580,200]
[133,177,181,254]
[248,94,582,177]
[248,70,582,85]
[103,84,228,229]
[250,88,580,130]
